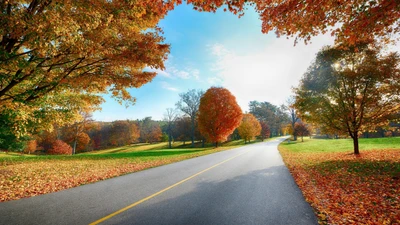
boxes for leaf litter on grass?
[279,147,400,225]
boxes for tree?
[293,122,310,142]
[66,111,93,154]
[24,140,37,154]
[139,117,162,143]
[176,89,204,147]
[198,87,243,147]
[259,121,270,141]
[294,43,400,154]
[249,101,289,137]
[284,97,300,140]
[164,108,178,149]
[189,0,400,45]
[237,113,261,143]
[108,120,140,146]
[48,140,72,155]
[1,1,171,138]
[0,111,28,151]
[174,116,192,145]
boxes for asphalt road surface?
[1,137,317,225]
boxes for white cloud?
[160,81,179,92]
[207,76,222,85]
[208,34,335,112]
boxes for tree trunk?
[191,117,195,148]
[168,133,172,149]
[202,139,205,148]
[352,134,360,154]
[215,141,218,148]
[301,136,304,142]
[73,139,77,155]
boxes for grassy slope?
[279,137,400,224]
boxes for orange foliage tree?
[23,140,37,154]
[109,121,140,146]
[237,113,261,143]
[188,0,400,45]
[0,1,171,137]
[198,87,243,147]
[48,140,72,155]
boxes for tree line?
[4,87,298,154]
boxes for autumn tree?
[284,97,300,141]
[24,140,37,154]
[0,1,173,139]
[174,116,192,145]
[294,43,400,154]
[198,87,243,147]
[237,114,261,143]
[48,140,72,155]
[63,111,93,154]
[188,0,400,45]
[108,120,140,147]
[164,108,178,149]
[139,117,162,143]
[259,121,270,141]
[176,89,204,147]
[293,122,310,142]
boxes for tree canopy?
[237,113,261,143]
[294,43,400,154]
[189,0,400,45]
[198,87,242,147]
[1,0,171,136]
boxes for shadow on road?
[113,165,318,225]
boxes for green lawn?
[281,136,400,153]
[0,139,263,163]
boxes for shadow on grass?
[77,149,207,160]
[311,160,400,177]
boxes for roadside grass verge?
[279,137,400,224]
[0,138,267,202]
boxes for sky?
[92,3,335,122]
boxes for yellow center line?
[89,150,250,225]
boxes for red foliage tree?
[259,121,271,141]
[294,122,310,142]
[48,140,73,155]
[198,87,243,147]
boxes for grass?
[279,137,400,224]
[0,138,270,202]
[281,136,400,153]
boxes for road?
[1,137,317,225]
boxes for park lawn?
[0,139,259,202]
[279,137,400,225]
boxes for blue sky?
[93,3,334,122]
